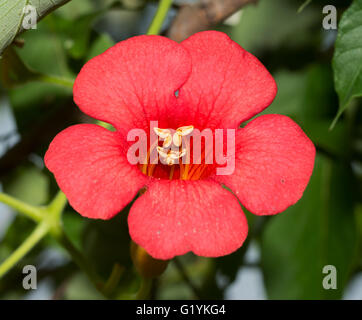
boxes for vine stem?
[147,0,173,35]
[136,278,153,299]
[0,221,49,278]
[0,192,43,222]
[37,74,75,89]
[0,190,105,296]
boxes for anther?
[173,133,182,147]
[173,125,194,147]
[176,125,194,137]
[154,127,171,139]
[163,134,172,148]
[157,147,187,166]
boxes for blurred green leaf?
[259,65,348,157]
[261,155,358,299]
[0,216,34,263]
[56,0,94,19]
[302,119,348,157]
[4,166,49,205]
[15,15,73,77]
[264,64,336,120]
[82,218,131,278]
[332,0,362,127]
[63,273,105,300]
[62,212,86,250]
[86,33,114,61]
[0,0,71,55]
[63,13,98,59]
[80,207,146,298]
[159,255,208,300]
[229,0,319,53]
[0,47,39,88]
[51,11,109,60]
[81,205,136,283]
[6,14,74,128]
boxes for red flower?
[45,31,315,260]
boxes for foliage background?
[0,0,361,300]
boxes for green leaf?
[4,166,49,205]
[15,14,73,77]
[63,273,105,300]
[63,13,98,59]
[86,33,115,61]
[259,65,348,157]
[62,211,85,250]
[0,0,71,55]
[332,0,362,127]
[261,155,358,299]
[263,64,336,121]
[229,0,319,53]
[0,47,39,87]
[82,207,133,279]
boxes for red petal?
[128,180,248,259]
[73,35,191,136]
[44,124,147,219]
[177,31,277,129]
[215,115,315,215]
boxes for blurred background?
[0,0,361,300]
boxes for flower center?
[138,125,212,180]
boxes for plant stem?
[37,74,74,89]
[0,222,49,278]
[0,192,43,222]
[147,0,173,35]
[297,0,312,13]
[0,190,108,295]
[136,277,153,299]
[47,191,68,222]
[103,263,124,297]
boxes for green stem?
[0,190,107,296]
[47,191,67,222]
[37,74,74,89]
[103,263,124,297]
[147,0,173,35]
[297,0,312,13]
[0,222,49,278]
[136,277,153,299]
[0,192,43,222]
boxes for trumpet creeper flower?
[45,31,315,260]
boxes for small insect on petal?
[154,127,171,139]
[176,125,194,137]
